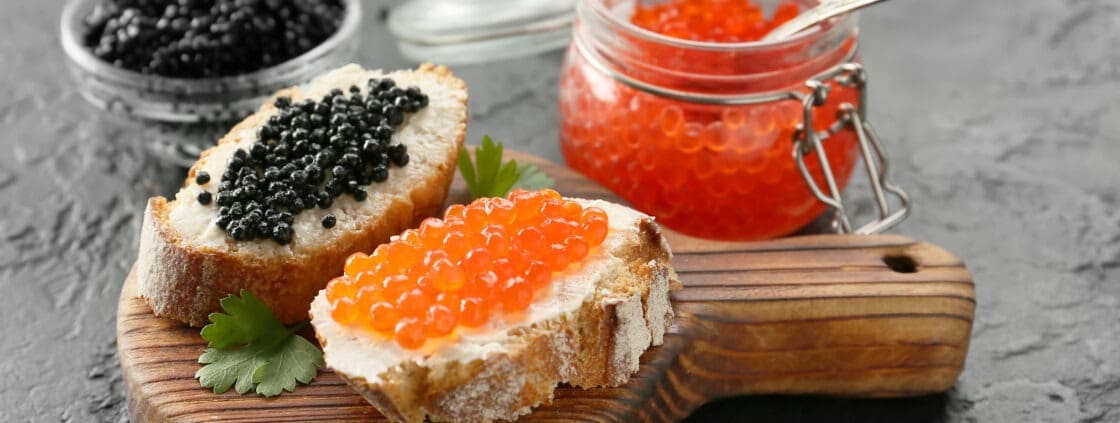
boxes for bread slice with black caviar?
[136,63,467,326]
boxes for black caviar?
[205,78,428,244]
[195,171,210,185]
[81,0,345,78]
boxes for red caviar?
[631,0,801,42]
[559,0,861,240]
[325,189,611,349]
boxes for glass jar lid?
[388,0,576,65]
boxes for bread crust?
[314,214,676,422]
[137,64,466,326]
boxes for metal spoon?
[762,0,891,41]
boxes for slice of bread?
[137,63,467,326]
[310,199,677,423]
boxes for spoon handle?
[762,0,890,41]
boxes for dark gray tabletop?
[2,1,1118,422]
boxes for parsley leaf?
[513,162,556,191]
[458,135,555,199]
[195,290,324,397]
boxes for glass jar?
[559,0,863,240]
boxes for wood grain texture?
[118,150,975,422]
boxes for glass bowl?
[388,0,575,65]
[59,0,362,123]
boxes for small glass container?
[59,0,362,123]
[559,0,867,240]
[388,0,576,65]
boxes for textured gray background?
[1,0,1118,422]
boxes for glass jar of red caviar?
[559,0,904,240]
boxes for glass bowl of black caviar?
[60,0,361,123]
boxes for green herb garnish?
[195,290,324,397]
[513,162,556,192]
[458,135,555,199]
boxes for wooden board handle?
[628,233,975,421]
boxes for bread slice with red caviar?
[137,63,467,326]
[309,192,677,423]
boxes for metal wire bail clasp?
[791,63,911,234]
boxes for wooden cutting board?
[117,150,975,422]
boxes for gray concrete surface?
[1,0,1118,422]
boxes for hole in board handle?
[882,254,918,273]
